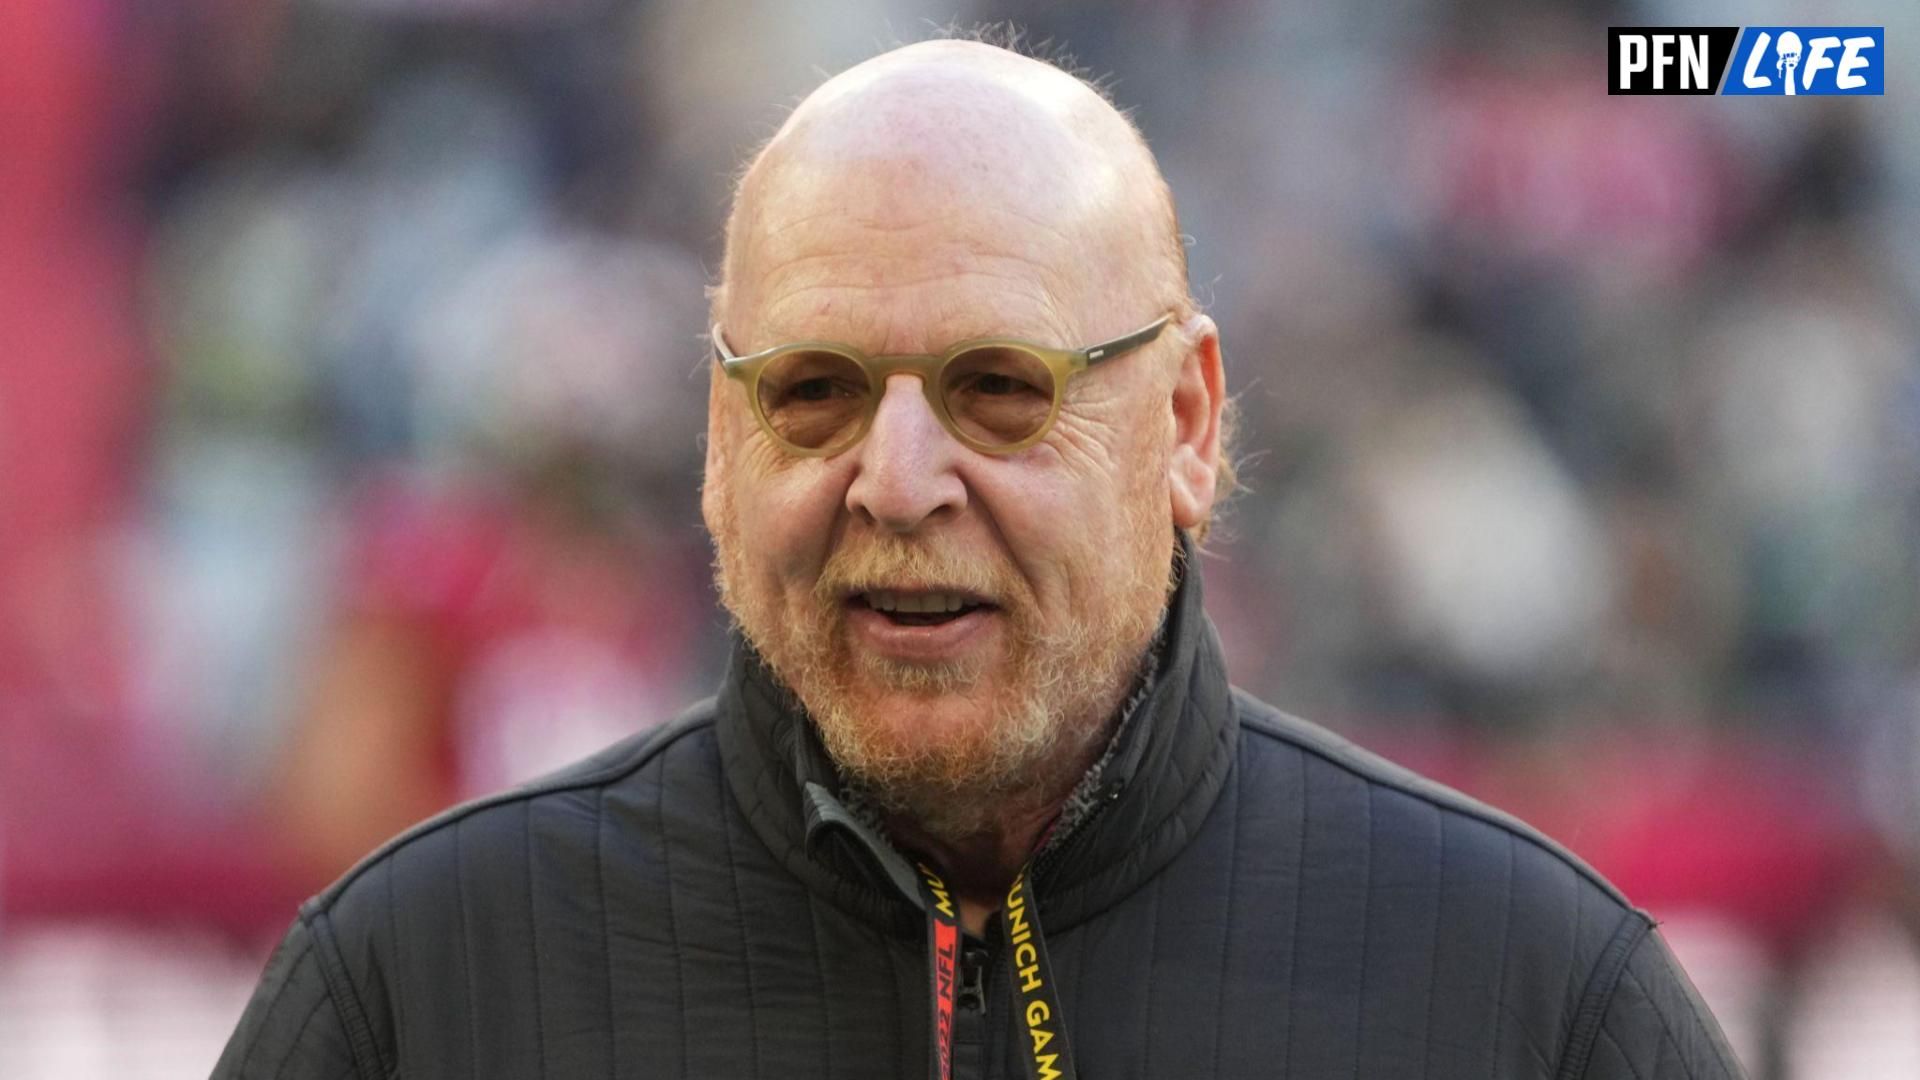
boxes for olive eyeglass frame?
[710,314,1173,457]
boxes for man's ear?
[1167,314,1225,531]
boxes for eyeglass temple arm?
[713,325,778,374]
[1082,315,1173,366]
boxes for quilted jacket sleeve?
[211,916,366,1080]
[1574,926,1747,1080]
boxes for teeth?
[866,591,973,613]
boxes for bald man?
[216,40,1745,1080]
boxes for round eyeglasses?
[711,315,1171,456]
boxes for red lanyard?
[915,862,1079,1080]
[915,861,962,1080]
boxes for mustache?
[810,537,1031,611]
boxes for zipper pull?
[957,946,990,1012]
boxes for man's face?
[704,169,1179,838]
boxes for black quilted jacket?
[214,555,1745,1079]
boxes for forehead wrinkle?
[755,255,1079,315]
[757,112,1093,232]
[734,197,1085,327]
[748,181,1089,271]
[753,275,1076,355]
[757,201,1084,257]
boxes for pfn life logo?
[1610,26,1883,95]
[1724,28,1883,95]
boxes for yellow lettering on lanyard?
[918,863,956,920]
[1008,870,1066,1080]
[1005,879,1031,945]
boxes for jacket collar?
[715,532,1238,935]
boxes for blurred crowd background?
[3,0,1917,1076]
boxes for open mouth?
[857,589,994,627]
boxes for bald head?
[715,40,1189,342]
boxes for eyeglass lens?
[755,346,1057,451]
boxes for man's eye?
[789,378,840,402]
[963,373,1042,397]
[777,378,860,405]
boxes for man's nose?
[845,373,968,533]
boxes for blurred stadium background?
[3,0,1918,1076]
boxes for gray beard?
[802,662,1107,843]
[833,620,1166,852]
[729,583,1171,847]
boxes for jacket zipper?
[958,943,990,1012]
[954,937,994,1079]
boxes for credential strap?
[915,861,961,1080]
[1003,869,1077,1080]
[916,863,1079,1080]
